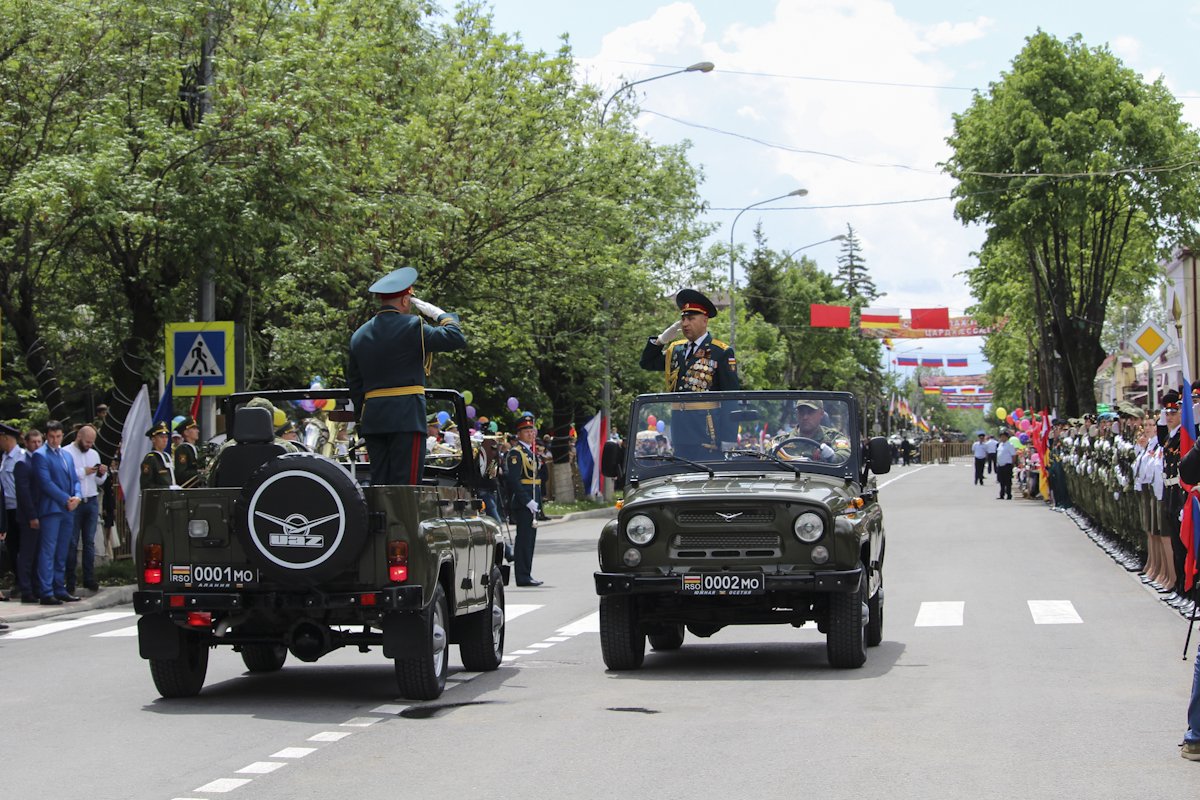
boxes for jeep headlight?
[625,514,656,546]
[793,511,824,543]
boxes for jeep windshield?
[625,391,859,481]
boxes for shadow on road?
[607,639,907,682]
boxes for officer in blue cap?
[347,266,466,485]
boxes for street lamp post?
[785,233,846,261]
[729,188,807,351]
[597,61,714,499]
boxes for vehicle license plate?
[680,572,765,596]
[169,564,259,589]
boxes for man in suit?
[0,422,26,600]
[14,429,41,602]
[507,416,542,586]
[347,266,466,485]
[33,420,82,605]
[640,289,739,461]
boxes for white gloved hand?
[656,319,683,345]
[526,500,539,515]
[410,296,446,321]
[819,443,835,460]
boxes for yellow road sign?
[1131,321,1170,362]
[165,321,236,396]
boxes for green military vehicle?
[133,388,507,700]
[595,390,890,669]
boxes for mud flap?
[382,610,424,658]
[138,613,183,660]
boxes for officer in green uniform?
[347,266,466,485]
[140,421,175,490]
[639,289,738,461]
[172,416,202,487]
[782,398,852,463]
[507,415,542,587]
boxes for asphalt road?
[3,461,1198,799]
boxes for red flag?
[190,380,204,421]
[810,304,851,328]
[911,307,951,329]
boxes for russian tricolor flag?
[896,357,918,367]
[575,412,607,497]
[947,357,968,368]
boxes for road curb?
[539,506,617,527]
[0,584,137,625]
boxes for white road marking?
[543,636,570,642]
[510,649,539,655]
[1028,600,1083,624]
[527,642,556,649]
[505,603,542,621]
[369,704,409,715]
[270,748,317,759]
[877,465,932,491]
[340,717,381,727]
[237,762,285,774]
[193,778,252,793]
[914,601,965,627]
[447,671,481,682]
[5,611,134,639]
[557,611,600,636]
[309,732,352,742]
[92,624,138,637]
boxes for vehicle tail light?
[168,595,185,608]
[359,593,378,606]
[387,540,408,583]
[186,612,211,627]
[144,544,163,585]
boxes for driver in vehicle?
[780,398,852,463]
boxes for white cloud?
[922,17,994,49]
[1111,35,1142,63]
[595,2,707,61]
[736,105,762,121]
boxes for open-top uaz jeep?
[595,390,890,669]
[133,388,507,700]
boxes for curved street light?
[599,61,715,124]
[729,188,808,350]
[786,233,847,261]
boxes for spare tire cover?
[238,453,369,585]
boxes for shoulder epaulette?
[711,339,729,349]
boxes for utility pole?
[198,11,217,439]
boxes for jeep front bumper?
[594,567,862,596]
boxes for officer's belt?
[365,386,425,400]
[519,479,539,484]
[1165,477,1181,487]
[670,401,718,411]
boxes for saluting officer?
[507,416,542,587]
[172,416,202,487]
[639,289,738,459]
[347,267,466,485]
[141,422,175,490]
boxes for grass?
[94,558,136,586]
[543,498,615,516]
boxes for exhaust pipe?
[288,621,332,663]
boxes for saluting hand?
[656,319,683,345]
[410,296,447,321]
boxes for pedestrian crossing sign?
[166,321,236,395]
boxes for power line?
[609,60,975,92]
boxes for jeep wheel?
[241,643,288,673]
[866,578,884,648]
[647,624,685,651]
[599,595,644,670]
[395,584,449,700]
[826,574,867,668]
[149,632,209,698]
[459,567,505,671]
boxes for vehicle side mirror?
[600,441,625,479]
[867,436,892,474]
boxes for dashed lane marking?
[340,716,382,727]
[1028,600,1082,624]
[308,732,353,742]
[369,704,409,715]
[270,748,317,759]
[556,611,600,636]
[192,778,252,793]
[5,611,134,639]
[914,601,965,627]
[237,762,286,774]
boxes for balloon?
[463,390,473,404]
[299,399,316,413]
[466,405,476,419]
[313,398,328,410]
[436,410,451,426]
[488,421,498,433]
[272,408,287,427]
[1013,407,1023,419]
[1019,433,1030,444]
[1019,419,1032,432]
[995,407,1007,421]
[656,420,666,433]
[648,421,656,430]
[171,415,185,429]
[647,414,657,427]
[506,396,519,412]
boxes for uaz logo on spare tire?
[238,454,369,585]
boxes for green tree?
[743,223,783,324]
[945,31,1200,415]
[834,224,878,301]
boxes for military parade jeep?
[595,390,890,669]
[133,388,507,700]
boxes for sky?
[475,0,1200,370]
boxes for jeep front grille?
[676,509,776,525]
[670,533,782,559]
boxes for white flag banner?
[119,385,152,544]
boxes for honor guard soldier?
[172,416,202,487]
[639,289,739,459]
[141,421,176,491]
[347,267,467,486]
[507,415,542,586]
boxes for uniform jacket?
[141,449,174,490]
[32,443,80,517]
[506,442,540,509]
[347,309,467,435]
[13,457,38,526]
[173,441,201,486]
[640,333,739,393]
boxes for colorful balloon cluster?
[645,414,666,434]
[995,405,1042,431]
[298,377,331,413]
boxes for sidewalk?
[538,506,617,527]
[0,584,137,626]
